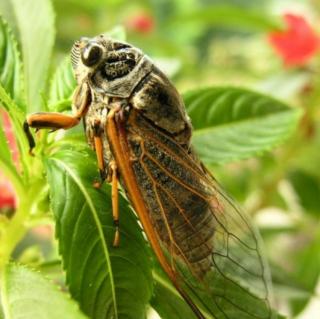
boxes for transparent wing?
[176,183,274,319]
[126,111,274,319]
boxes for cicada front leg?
[24,82,91,154]
[24,112,82,155]
[104,106,126,247]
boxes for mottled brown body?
[83,60,216,277]
[25,35,273,319]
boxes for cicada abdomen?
[25,35,274,319]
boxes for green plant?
[0,1,303,318]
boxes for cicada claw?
[23,120,36,155]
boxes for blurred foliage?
[0,0,320,318]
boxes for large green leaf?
[45,146,153,319]
[10,0,55,112]
[171,5,283,32]
[1,263,88,319]
[0,17,24,108]
[184,87,302,164]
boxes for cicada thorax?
[129,67,192,143]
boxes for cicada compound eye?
[81,43,103,67]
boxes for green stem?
[0,180,45,271]
[0,198,30,270]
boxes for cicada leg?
[24,82,91,153]
[24,113,81,154]
[109,160,120,247]
[92,120,120,247]
[93,120,107,183]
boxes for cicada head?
[71,35,153,98]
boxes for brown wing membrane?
[107,109,274,319]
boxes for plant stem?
[0,199,30,270]
[0,180,44,271]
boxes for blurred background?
[1,0,320,318]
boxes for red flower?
[0,172,16,209]
[0,110,19,210]
[268,13,320,67]
[126,13,155,34]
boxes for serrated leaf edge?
[0,16,26,109]
[1,263,88,319]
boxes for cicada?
[24,35,274,319]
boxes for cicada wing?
[147,164,274,319]
[116,110,274,319]
[173,183,274,319]
[144,169,274,318]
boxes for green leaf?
[45,146,153,319]
[288,170,320,217]
[151,271,198,319]
[290,231,320,315]
[10,0,55,112]
[1,263,88,319]
[184,87,302,164]
[48,57,76,111]
[0,17,24,109]
[171,5,283,32]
